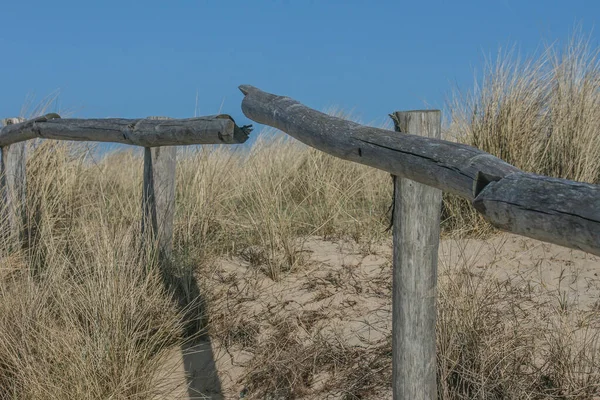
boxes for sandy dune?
[159,233,600,399]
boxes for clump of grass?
[240,315,392,400]
[0,141,185,399]
[241,317,314,398]
[448,33,600,184]
[436,241,600,399]
[174,127,391,280]
[0,239,183,399]
[437,255,539,398]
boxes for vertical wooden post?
[0,117,27,249]
[142,117,177,260]
[390,110,442,399]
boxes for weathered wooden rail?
[238,84,600,400]
[0,114,252,257]
[0,114,250,147]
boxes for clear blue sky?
[0,1,598,141]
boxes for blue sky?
[0,1,598,147]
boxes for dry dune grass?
[443,33,600,237]
[448,34,600,183]
[0,33,600,399]
[0,143,184,399]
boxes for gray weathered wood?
[239,85,518,201]
[239,85,600,256]
[142,117,177,260]
[0,117,27,248]
[0,114,252,147]
[391,111,441,400]
[473,172,600,255]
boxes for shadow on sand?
[182,338,223,399]
[160,258,224,399]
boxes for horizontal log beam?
[0,114,252,147]
[239,85,600,256]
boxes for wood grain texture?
[0,118,27,248]
[0,114,252,147]
[391,111,442,400]
[473,172,600,255]
[239,84,518,201]
[239,85,600,256]
[142,118,177,259]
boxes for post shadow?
[158,255,224,400]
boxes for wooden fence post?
[141,117,177,261]
[0,117,26,249]
[390,110,442,399]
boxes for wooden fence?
[2,88,599,400]
[0,114,252,257]
[238,85,600,400]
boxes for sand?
[159,233,600,399]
